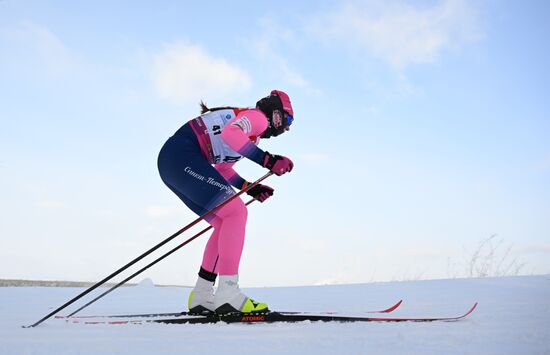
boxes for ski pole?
[66,198,257,317]
[25,172,273,328]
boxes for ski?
[55,311,188,320]
[67,302,477,325]
[56,299,403,320]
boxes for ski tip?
[384,299,403,313]
[369,299,403,314]
[463,302,478,317]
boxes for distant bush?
[465,235,526,277]
[445,235,526,278]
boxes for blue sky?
[1,0,549,287]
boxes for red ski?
[66,302,477,325]
[56,300,403,320]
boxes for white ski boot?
[188,276,215,314]
[214,275,268,314]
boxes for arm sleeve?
[220,109,268,166]
[214,162,247,190]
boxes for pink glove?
[262,152,294,176]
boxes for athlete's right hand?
[246,183,274,202]
[262,152,294,176]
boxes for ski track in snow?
[1,275,549,355]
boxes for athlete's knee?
[215,198,247,222]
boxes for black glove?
[246,183,274,202]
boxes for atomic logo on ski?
[240,315,265,322]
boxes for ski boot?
[188,276,215,315]
[214,275,269,314]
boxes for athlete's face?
[272,109,293,132]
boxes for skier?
[157,90,294,314]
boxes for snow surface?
[1,275,549,355]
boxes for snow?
[1,275,549,354]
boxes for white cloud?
[152,42,252,104]
[309,0,482,69]
[247,18,318,94]
[1,21,75,77]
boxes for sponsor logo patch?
[231,116,252,133]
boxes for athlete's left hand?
[246,184,274,202]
